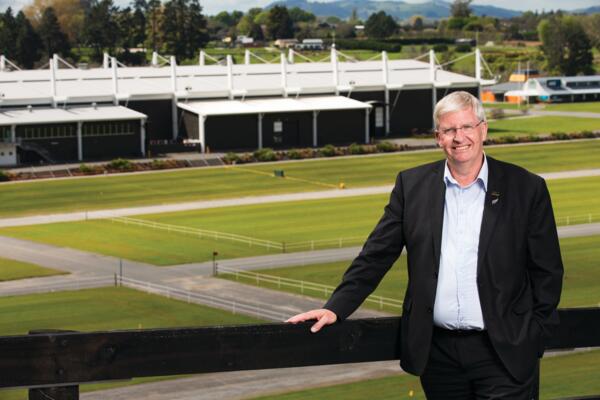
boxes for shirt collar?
[443,154,488,191]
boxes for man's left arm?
[527,177,564,331]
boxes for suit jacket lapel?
[429,161,446,274]
[478,157,505,275]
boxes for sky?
[0,0,598,16]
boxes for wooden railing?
[1,308,599,399]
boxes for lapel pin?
[491,191,500,205]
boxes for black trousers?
[420,327,539,400]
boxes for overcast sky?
[1,0,598,16]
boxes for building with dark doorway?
[0,49,490,165]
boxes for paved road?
[1,168,599,228]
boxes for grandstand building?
[0,48,491,166]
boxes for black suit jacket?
[324,156,563,382]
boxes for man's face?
[435,107,487,169]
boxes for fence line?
[555,213,598,226]
[119,276,289,321]
[0,276,114,298]
[110,216,283,250]
[109,216,365,253]
[217,266,403,311]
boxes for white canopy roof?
[0,105,146,126]
[178,96,371,117]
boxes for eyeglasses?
[436,120,485,137]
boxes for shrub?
[0,170,10,182]
[376,141,397,152]
[432,44,448,53]
[150,159,170,169]
[253,148,277,162]
[79,163,94,174]
[319,144,337,157]
[455,43,472,53]
[287,149,305,159]
[223,152,241,164]
[489,108,505,120]
[498,135,518,144]
[348,143,367,155]
[550,132,569,140]
[580,130,596,138]
[107,158,134,171]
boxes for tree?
[82,0,118,59]
[131,0,147,47]
[266,5,294,40]
[236,14,263,40]
[365,11,397,39]
[161,0,208,61]
[24,0,85,45]
[15,11,42,68]
[335,22,355,39]
[581,14,600,51]
[0,8,18,59]
[37,7,70,58]
[145,0,162,51]
[450,0,472,18]
[538,15,594,76]
[410,15,424,31]
[288,7,315,23]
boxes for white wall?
[0,143,17,166]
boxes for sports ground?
[1,136,600,399]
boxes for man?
[287,91,563,399]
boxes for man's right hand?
[285,309,338,333]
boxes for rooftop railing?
[1,308,599,399]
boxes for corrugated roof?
[178,96,371,116]
[0,59,480,107]
[0,105,146,126]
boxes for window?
[16,124,76,140]
[0,126,11,142]
[82,121,135,137]
[273,121,283,133]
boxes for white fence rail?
[555,214,598,226]
[110,216,283,250]
[109,216,366,253]
[119,276,289,321]
[217,266,403,311]
[0,276,115,297]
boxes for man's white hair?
[434,91,486,129]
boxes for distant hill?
[266,0,522,20]
[572,6,600,14]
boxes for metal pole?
[280,53,288,97]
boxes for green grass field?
[0,286,263,400]
[542,102,600,113]
[484,102,600,114]
[1,140,600,218]
[0,257,65,281]
[220,235,600,310]
[249,349,600,400]
[1,175,598,265]
[488,116,600,137]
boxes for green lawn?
[0,257,66,281]
[1,140,600,218]
[0,286,263,400]
[488,116,600,137]
[220,235,600,311]
[249,349,600,400]
[1,176,598,265]
[484,101,600,113]
[543,102,600,113]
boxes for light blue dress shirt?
[433,156,488,330]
